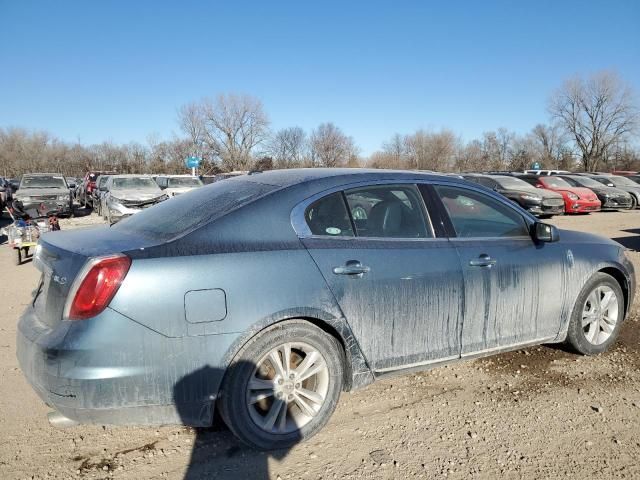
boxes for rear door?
[430,183,567,355]
[298,182,464,372]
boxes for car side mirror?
[533,222,559,243]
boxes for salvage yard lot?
[1,211,639,479]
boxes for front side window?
[344,185,431,238]
[305,192,354,237]
[435,185,529,238]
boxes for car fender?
[218,307,374,392]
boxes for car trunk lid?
[32,226,158,328]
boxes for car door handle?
[469,254,497,267]
[333,261,370,276]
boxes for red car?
[519,175,601,213]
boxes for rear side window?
[305,192,354,237]
[435,185,529,238]
[344,185,431,238]
[113,178,278,241]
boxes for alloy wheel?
[582,285,619,345]
[246,342,329,435]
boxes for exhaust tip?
[47,411,79,428]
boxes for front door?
[300,184,464,372]
[432,184,566,354]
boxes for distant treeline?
[1,71,638,177]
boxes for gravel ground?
[0,209,639,480]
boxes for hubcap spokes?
[247,342,329,434]
[582,285,619,345]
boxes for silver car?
[17,169,635,450]
[13,173,72,215]
[103,175,168,224]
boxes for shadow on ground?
[174,363,299,480]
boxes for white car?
[155,175,204,197]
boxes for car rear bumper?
[16,305,226,427]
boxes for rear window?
[113,178,278,240]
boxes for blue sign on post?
[185,156,201,168]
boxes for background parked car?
[77,171,116,208]
[155,175,203,197]
[200,175,218,185]
[94,175,112,217]
[103,174,168,224]
[65,177,78,190]
[0,177,12,211]
[518,174,601,214]
[12,173,72,216]
[8,178,20,192]
[590,175,640,209]
[462,174,564,217]
[555,175,633,210]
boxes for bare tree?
[403,129,459,171]
[178,94,269,171]
[265,127,308,169]
[177,102,209,160]
[309,123,357,167]
[530,123,567,168]
[454,139,484,172]
[549,71,638,171]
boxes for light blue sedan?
[17,169,635,449]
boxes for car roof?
[240,168,460,188]
[22,173,64,176]
[110,174,154,179]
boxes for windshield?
[113,178,278,241]
[20,175,67,189]
[112,177,159,190]
[608,175,638,187]
[568,176,604,188]
[542,177,571,188]
[495,177,535,189]
[168,177,203,188]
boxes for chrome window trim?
[291,179,437,240]
[290,177,538,240]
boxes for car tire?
[565,272,624,355]
[631,195,638,210]
[218,320,344,451]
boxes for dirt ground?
[1,210,639,480]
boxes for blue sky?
[1,0,638,155]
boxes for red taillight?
[65,255,131,320]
